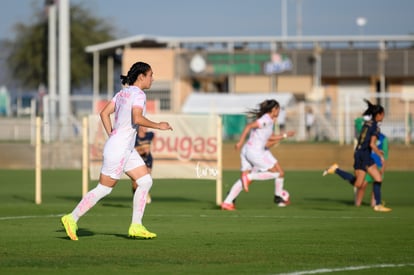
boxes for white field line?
[274,263,414,275]
[0,214,64,220]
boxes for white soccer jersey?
[101,86,146,179]
[245,113,274,150]
[240,113,277,172]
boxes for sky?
[0,0,414,41]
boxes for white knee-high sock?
[249,171,279,181]
[224,179,243,204]
[275,178,285,196]
[131,174,153,225]
[71,183,112,222]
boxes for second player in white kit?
[221,99,295,210]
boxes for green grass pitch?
[0,169,413,274]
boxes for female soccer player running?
[323,99,391,212]
[221,99,295,211]
[324,132,389,207]
[61,62,173,240]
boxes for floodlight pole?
[281,0,287,38]
[47,1,57,142]
[58,0,70,140]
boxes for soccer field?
[0,169,413,274]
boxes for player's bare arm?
[235,121,259,150]
[132,107,173,131]
[100,101,115,136]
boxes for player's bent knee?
[136,174,153,190]
[270,169,284,178]
[96,183,113,196]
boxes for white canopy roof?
[181,92,295,114]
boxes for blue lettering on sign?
[264,59,293,74]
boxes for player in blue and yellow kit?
[356,132,388,206]
[325,132,388,207]
[323,99,391,212]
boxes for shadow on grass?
[56,227,95,240]
[149,196,205,203]
[57,195,205,204]
[56,227,156,241]
[304,197,355,206]
[99,232,158,241]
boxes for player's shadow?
[304,197,355,206]
[57,195,85,202]
[102,196,207,208]
[57,195,132,208]
[99,232,157,240]
[56,229,144,241]
[100,195,133,208]
[151,196,203,203]
[56,195,212,209]
[56,227,95,240]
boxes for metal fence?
[1,92,412,145]
[275,92,413,145]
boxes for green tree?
[6,2,115,90]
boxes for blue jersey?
[365,133,388,182]
[355,120,380,154]
[371,132,387,167]
[353,120,380,171]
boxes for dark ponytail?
[362,98,384,118]
[248,99,280,119]
[120,62,151,85]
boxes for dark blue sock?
[335,168,356,186]
[373,181,382,205]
